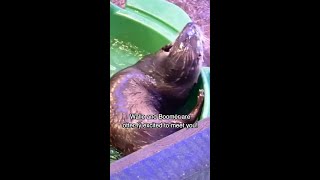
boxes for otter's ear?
[161,43,173,52]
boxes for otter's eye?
[162,44,172,52]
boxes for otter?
[110,22,205,155]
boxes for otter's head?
[161,22,204,84]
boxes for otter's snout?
[160,22,204,84]
[169,22,204,59]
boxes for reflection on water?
[110,38,148,77]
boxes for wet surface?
[110,0,210,66]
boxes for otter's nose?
[185,22,196,28]
[183,22,200,38]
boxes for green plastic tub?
[110,0,210,162]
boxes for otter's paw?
[197,89,205,104]
[198,89,205,98]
